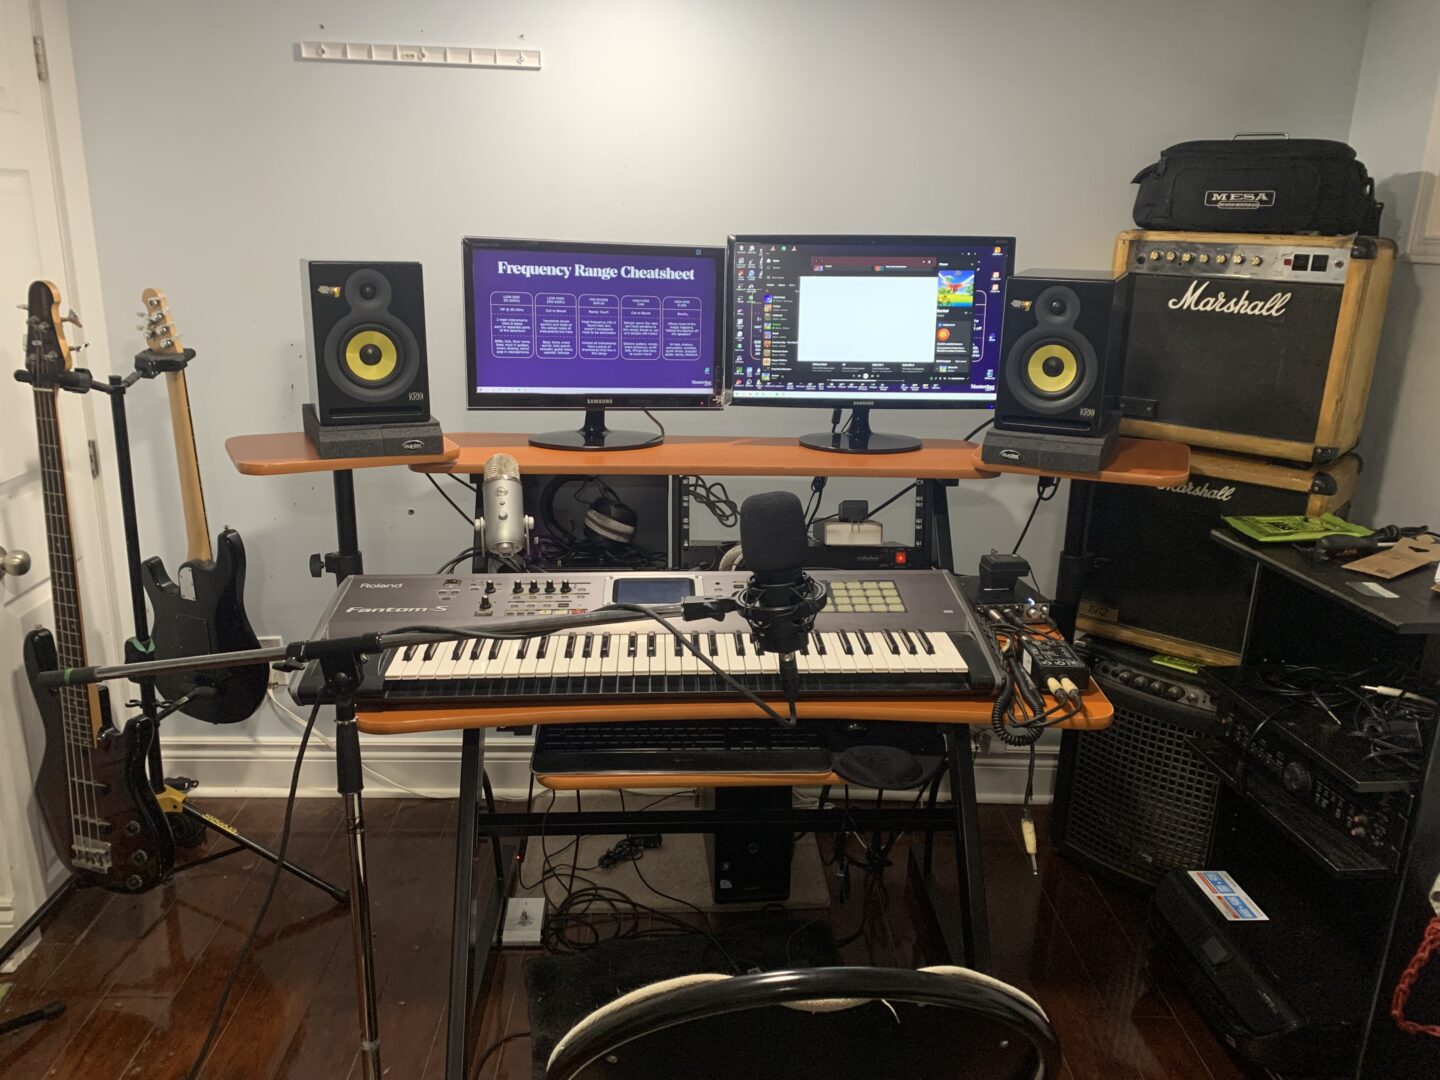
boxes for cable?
[1012,476,1060,554]
[964,416,994,441]
[642,410,666,439]
[809,481,918,528]
[804,477,827,525]
[446,473,477,493]
[681,476,740,528]
[426,473,476,529]
[185,701,319,1080]
[473,1031,531,1074]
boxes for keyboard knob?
[545,580,556,594]
[485,581,496,594]
[529,580,540,594]
[560,580,572,594]
[479,596,491,611]
[513,581,523,594]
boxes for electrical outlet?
[501,897,544,946]
[257,635,284,688]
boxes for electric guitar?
[19,279,175,891]
[137,288,267,724]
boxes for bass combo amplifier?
[1113,231,1394,464]
[1076,449,1359,666]
[1051,639,1223,888]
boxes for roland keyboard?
[291,570,1000,707]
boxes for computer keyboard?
[531,720,834,775]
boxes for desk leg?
[914,728,992,972]
[444,729,513,1080]
[311,470,365,583]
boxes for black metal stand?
[97,362,345,903]
[530,407,662,451]
[0,875,78,1039]
[310,470,365,583]
[798,406,923,454]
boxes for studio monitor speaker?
[994,270,1129,438]
[303,260,432,426]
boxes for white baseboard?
[156,734,1056,804]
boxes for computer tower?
[703,787,794,904]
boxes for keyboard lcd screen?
[611,578,697,605]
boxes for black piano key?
[485,639,501,661]
[838,631,854,656]
[814,633,827,656]
[858,633,873,656]
[564,635,577,659]
[422,643,437,661]
[898,630,917,655]
[537,635,551,660]
[627,633,638,658]
[600,633,611,659]
[707,632,718,656]
[450,640,465,661]
[469,639,484,660]
[582,634,594,659]
[882,629,900,654]
[402,645,417,661]
[916,630,935,655]
[674,634,684,657]
[689,633,701,657]
[734,632,746,656]
[516,637,530,660]
[647,632,657,657]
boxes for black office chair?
[546,964,1060,1079]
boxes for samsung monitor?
[465,238,726,450]
[728,235,1015,453]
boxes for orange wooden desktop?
[968,436,1190,487]
[226,431,460,475]
[411,433,994,479]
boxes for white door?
[0,0,120,966]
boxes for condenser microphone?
[738,491,828,724]
[479,452,532,559]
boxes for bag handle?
[1232,131,1289,140]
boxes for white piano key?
[436,638,468,679]
[383,648,410,681]
[553,633,579,677]
[582,633,604,677]
[600,632,622,676]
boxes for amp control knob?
[1164,684,1185,701]
[1250,255,1263,266]
[1281,761,1313,797]
[1116,669,1135,685]
[1215,254,1228,265]
[1149,250,1161,261]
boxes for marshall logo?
[359,582,402,588]
[1204,189,1276,210]
[1168,280,1290,318]
[1162,480,1238,502]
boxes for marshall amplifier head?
[1113,231,1395,465]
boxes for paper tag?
[1188,870,1268,921]
[1344,535,1440,580]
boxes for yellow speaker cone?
[1026,343,1079,394]
[344,330,398,382]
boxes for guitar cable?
[185,700,319,1080]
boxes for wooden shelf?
[969,436,1190,488]
[226,432,460,476]
[410,433,994,479]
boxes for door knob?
[0,546,32,578]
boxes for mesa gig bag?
[1131,135,1382,235]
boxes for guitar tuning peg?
[62,309,83,328]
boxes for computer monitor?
[728,235,1015,453]
[465,237,726,450]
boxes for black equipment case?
[1132,136,1382,236]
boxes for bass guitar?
[137,288,266,724]
[19,279,174,891]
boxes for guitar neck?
[33,384,102,743]
[165,367,212,563]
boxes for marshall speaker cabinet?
[1075,449,1359,665]
[1112,231,1395,464]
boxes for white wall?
[64,0,1373,758]
[1348,0,1440,528]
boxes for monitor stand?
[529,407,662,451]
[799,406,921,455]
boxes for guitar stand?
[0,875,77,1041]
[83,366,347,904]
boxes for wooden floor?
[0,796,1253,1080]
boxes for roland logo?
[1168,280,1290,318]
[586,398,614,405]
[1205,189,1276,210]
[1163,480,1239,502]
[359,582,402,588]
[400,438,424,452]
[999,448,1023,462]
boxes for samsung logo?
[586,398,614,405]
[1168,280,1290,318]
[1205,189,1276,210]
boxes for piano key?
[382,648,408,680]
[582,634,604,676]
[646,632,657,658]
[716,634,740,674]
[488,638,504,662]
[601,634,622,676]
[898,630,918,656]
[498,640,528,679]
[916,630,936,656]
[837,630,854,656]
[435,638,465,679]
[626,632,638,658]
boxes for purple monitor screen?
[467,242,722,403]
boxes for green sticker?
[1151,653,1203,674]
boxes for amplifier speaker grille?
[1055,699,1220,887]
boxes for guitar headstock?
[140,287,186,355]
[24,279,73,381]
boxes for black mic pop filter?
[740,491,808,578]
